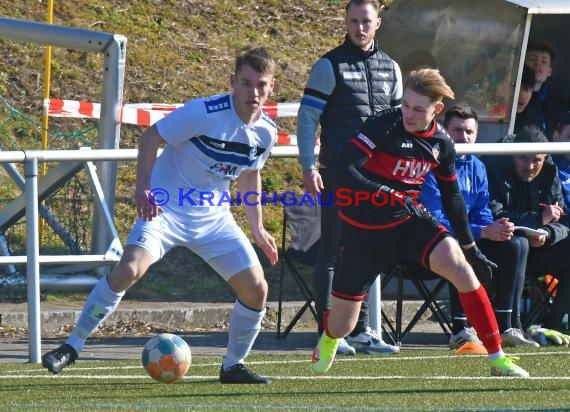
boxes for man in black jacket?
[296,0,402,355]
[484,126,570,334]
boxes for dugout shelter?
[379,0,570,142]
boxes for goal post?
[0,16,126,261]
[0,16,126,363]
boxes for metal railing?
[2,141,570,362]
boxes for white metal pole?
[0,17,116,52]
[92,35,127,261]
[508,13,533,135]
[369,275,381,334]
[25,158,41,363]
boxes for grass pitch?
[0,348,569,411]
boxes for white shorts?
[125,211,260,281]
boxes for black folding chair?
[381,264,452,345]
[276,202,320,339]
[522,274,559,329]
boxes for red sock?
[322,309,344,339]
[459,285,501,354]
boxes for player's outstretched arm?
[238,169,278,265]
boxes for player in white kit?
[42,46,279,384]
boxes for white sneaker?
[336,338,356,356]
[346,327,400,354]
[501,328,540,348]
[449,327,482,349]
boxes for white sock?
[66,276,124,354]
[488,350,506,361]
[222,299,265,371]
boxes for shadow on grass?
[125,245,312,303]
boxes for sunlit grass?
[1,348,568,411]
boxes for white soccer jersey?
[152,93,277,220]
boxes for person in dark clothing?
[513,64,538,134]
[296,0,401,355]
[552,110,570,205]
[518,40,568,138]
[484,126,570,337]
[421,105,538,353]
[310,68,529,378]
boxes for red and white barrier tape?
[44,99,301,145]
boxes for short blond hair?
[345,0,381,13]
[405,68,455,102]
[235,46,276,76]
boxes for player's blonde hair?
[405,68,455,103]
[235,46,276,76]
[346,0,381,13]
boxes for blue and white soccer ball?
[141,333,192,383]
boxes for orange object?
[454,341,488,355]
[544,274,558,298]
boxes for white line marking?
[1,374,569,380]
[243,350,570,364]
[4,350,568,374]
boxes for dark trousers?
[313,167,370,335]
[449,236,528,332]
[526,236,570,329]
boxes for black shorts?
[332,215,450,301]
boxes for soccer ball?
[141,333,192,383]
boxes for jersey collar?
[410,120,436,138]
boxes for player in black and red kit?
[310,68,530,377]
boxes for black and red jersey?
[338,108,474,246]
[352,107,456,190]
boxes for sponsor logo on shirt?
[431,143,440,161]
[249,145,259,161]
[204,95,231,113]
[210,141,226,150]
[355,133,376,149]
[342,71,363,80]
[210,163,239,176]
[393,159,432,181]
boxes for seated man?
[484,126,570,336]
[421,105,538,352]
[310,68,529,377]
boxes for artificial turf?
[1,347,569,411]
